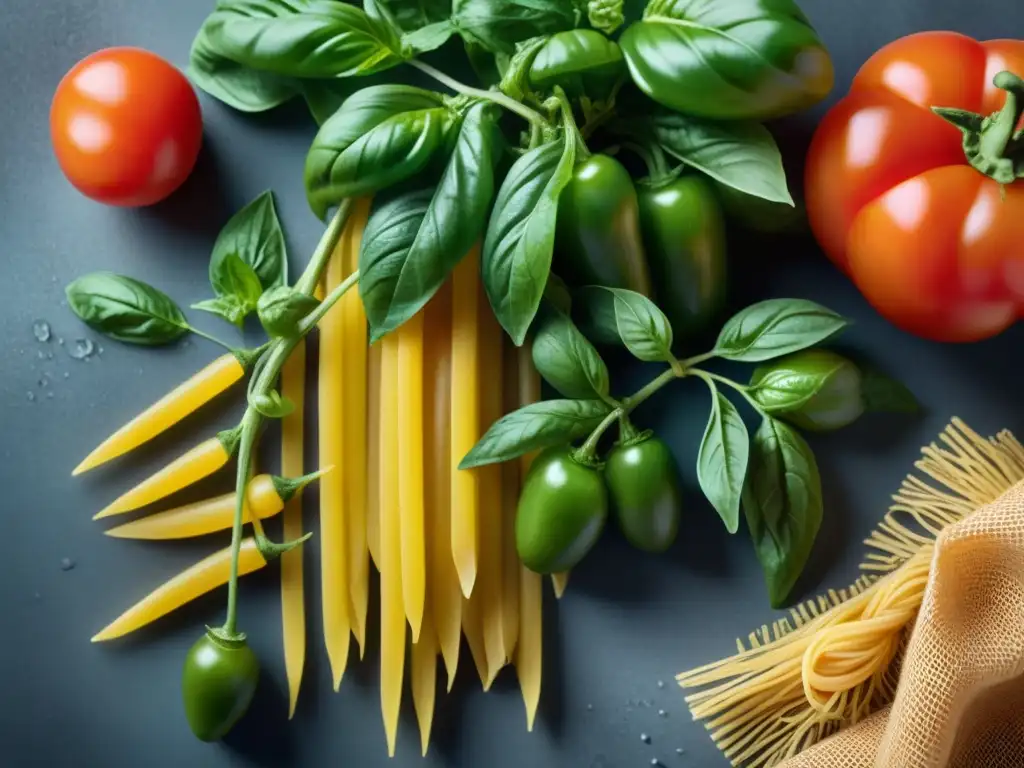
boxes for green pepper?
[182,630,260,742]
[554,155,651,295]
[749,349,865,432]
[528,30,625,100]
[636,175,727,342]
[618,0,834,120]
[605,433,682,553]
[516,446,608,574]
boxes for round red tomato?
[50,47,203,207]
[805,32,1024,342]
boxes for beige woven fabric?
[780,484,1024,768]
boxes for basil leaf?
[482,136,575,345]
[750,349,865,432]
[359,101,500,340]
[587,0,623,34]
[453,0,579,54]
[205,0,405,79]
[303,81,357,126]
[651,112,793,205]
[66,273,189,346]
[531,309,609,399]
[595,286,673,362]
[305,105,454,220]
[372,0,451,30]
[206,254,264,326]
[192,296,249,327]
[257,286,320,337]
[619,0,831,121]
[499,35,548,101]
[696,382,749,533]
[188,23,299,112]
[459,399,612,469]
[528,29,625,99]
[404,21,455,53]
[743,416,823,608]
[714,299,847,362]
[861,366,920,415]
[210,191,288,292]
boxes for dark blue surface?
[3,1,1024,766]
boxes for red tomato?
[805,32,1024,342]
[50,47,203,207]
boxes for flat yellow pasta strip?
[424,281,461,691]
[462,589,489,689]
[477,290,506,684]
[280,339,306,719]
[366,340,382,570]
[551,572,570,599]
[411,610,438,757]
[318,238,350,691]
[500,338,522,663]
[379,335,405,757]
[342,197,371,655]
[398,308,427,643]
[450,248,481,598]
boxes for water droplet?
[586,703,594,711]
[26,391,35,402]
[38,375,49,388]
[658,710,668,718]
[675,748,685,756]
[63,372,70,379]
[37,350,47,360]
[657,680,665,689]
[60,557,75,571]
[641,734,651,745]
[47,352,54,359]
[97,345,104,354]
[57,337,64,345]
[32,320,51,342]
[69,338,94,360]
[651,760,661,767]
[46,391,54,399]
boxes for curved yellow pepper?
[73,352,247,476]
[93,431,239,520]
[103,470,327,540]
[92,538,266,642]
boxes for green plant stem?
[221,203,356,640]
[297,269,361,335]
[408,59,548,130]
[693,369,766,415]
[185,324,234,351]
[682,350,716,367]
[554,86,590,160]
[577,367,678,459]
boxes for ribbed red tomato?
[805,32,1024,342]
[50,47,203,207]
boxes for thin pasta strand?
[411,611,438,757]
[366,340,382,570]
[500,337,522,663]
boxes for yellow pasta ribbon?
[500,338,522,663]
[281,340,306,719]
[411,611,438,757]
[93,432,238,519]
[73,352,246,476]
[379,334,405,757]
[398,307,427,642]
[92,538,266,641]
[450,248,481,598]
[366,340,383,570]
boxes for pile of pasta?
[278,201,564,754]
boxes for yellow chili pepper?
[92,537,266,642]
[103,470,329,540]
[73,351,250,476]
[93,429,241,520]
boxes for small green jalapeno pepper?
[748,349,865,432]
[516,445,608,574]
[605,432,682,553]
[182,630,260,742]
[636,175,728,342]
[554,155,652,296]
[528,30,625,100]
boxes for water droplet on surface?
[60,558,75,571]
[57,337,64,345]
[38,376,49,387]
[26,391,35,402]
[657,681,665,689]
[97,345,104,354]
[33,320,51,342]
[675,748,685,756]
[46,391,54,399]
[641,734,651,745]
[37,350,47,360]
[659,710,668,718]
[69,338,95,360]
[63,372,70,379]
[586,703,594,711]
[651,760,661,767]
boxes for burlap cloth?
[779,482,1024,768]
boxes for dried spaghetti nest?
[677,418,1024,767]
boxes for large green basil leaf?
[370,0,452,30]
[714,299,846,362]
[651,112,793,205]
[482,136,576,345]
[531,309,610,400]
[359,101,501,339]
[619,0,834,120]
[205,0,405,79]
[66,273,190,346]
[696,382,748,533]
[188,22,299,112]
[209,191,288,292]
[743,416,822,607]
[404,21,456,53]
[453,0,580,55]
[593,287,673,363]
[459,398,613,469]
[528,29,624,99]
[749,349,865,432]
[305,102,454,219]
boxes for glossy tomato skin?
[805,32,1024,342]
[51,47,203,207]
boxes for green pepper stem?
[553,86,590,161]
[296,201,353,295]
[231,342,271,371]
[408,59,548,130]
[577,367,679,459]
[223,411,257,638]
[272,465,334,504]
[297,269,361,335]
